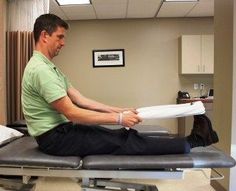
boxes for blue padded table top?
[0,137,235,170]
[83,146,236,170]
[0,137,81,169]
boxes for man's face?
[46,26,66,59]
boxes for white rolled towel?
[137,101,205,119]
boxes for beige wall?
[0,0,7,124]
[214,0,235,190]
[54,17,214,133]
[230,0,236,190]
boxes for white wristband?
[118,113,123,125]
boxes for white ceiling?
[49,0,214,21]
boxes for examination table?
[0,125,235,191]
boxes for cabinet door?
[181,35,201,74]
[201,35,214,74]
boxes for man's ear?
[41,30,49,43]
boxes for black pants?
[35,122,190,157]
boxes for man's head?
[33,14,69,59]
[34,14,69,43]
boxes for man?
[22,14,218,157]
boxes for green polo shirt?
[21,51,72,137]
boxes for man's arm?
[67,87,135,113]
[51,95,141,127]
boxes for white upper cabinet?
[180,35,214,74]
[201,35,214,73]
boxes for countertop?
[177,97,213,104]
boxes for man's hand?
[122,108,138,114]
[121,111,142,127]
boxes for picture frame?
[93,49,125,68]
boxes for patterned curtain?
[8,0,49,31]
[6,31,34,124]
[6,0,49,124]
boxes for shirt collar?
[33,51,57,69]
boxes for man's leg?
[187,114,219,147]
[35,114,218,156]
[111,129,190,155]
[35,122,190,156]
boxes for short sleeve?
[33,66,67,103]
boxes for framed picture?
[93,49,125,67]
